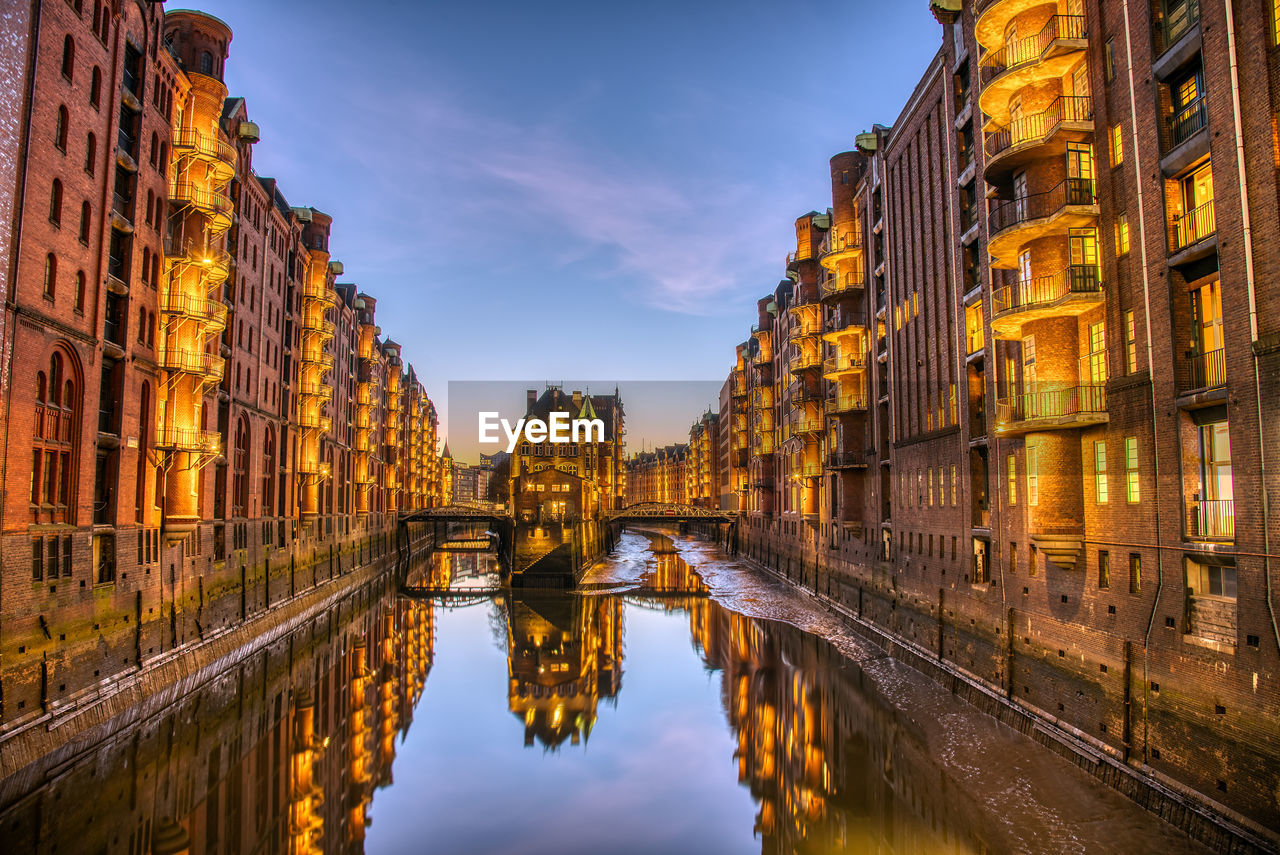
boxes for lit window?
[1125,310,1138,374]
[1110,124,1124,165]
[1098,550,1110,589]
[1129,553,1142,593]
[1125,437,1139,503]
[1007,454,1016,505]
[1116,213,1130,254]
[1026,444,1038,505]
[1095,441,1109,504]
[951,464,958,506]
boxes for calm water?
[0,531,1211,855]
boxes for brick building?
[0,4,445,733]
[715,0,1280,840]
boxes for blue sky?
[194,0,943,444]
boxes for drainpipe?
[1222,0,1280,653]
[1121,0,1166,761]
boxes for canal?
[0,530,1212,854]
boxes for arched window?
[141,246,150,282]
[135,381,150,521]
[98,4,110,42]
[145,188,153,225]
[89,66,101,107]
[262,426,276,512]
[149,131,158,167]
[74,270,85,311]
[78,200,90,243]
[32,348,80,523]
[61,35,75,80]
[85,131,96,174]
[147,312,155,347]
[43,253,56,300]
[55,105,68,151]
[91,1,101,36]
[136,306,146,343]
[49,179,62,225]
[199,51,213,75]
[233,416,249,517]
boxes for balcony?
[977,15,1088,125]
[789,412,823,436]
[751,386,773,410]
[301,350,336,373]
[1187,497,1234,542]
[827,451,865,469]
[822,267,865,301]
[983,95,1092,183]
[989,265,1103,339]
[159,348,224,381]
[995,383,1106,433]
[297,380,333,401]
[171,127,236,182]
[153,425,221,454]
[160,292,229,331]
[789,348,822,374]
[827,390,868,413]
[731,374,748,398]
[1177,347,1226,394]
[752,430,777,455]
[1153,0,1200,59]
[819,229,863,271]
[1166,95,1207,152]
[1168,200,1215,254]
[823,352,866,379]
[753,408,775,432]
[987,177,1097,265]
[303,317,337,339]
[787,381,823,406]
[795,462,822,478]
[169,180,233,233]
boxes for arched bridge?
[399,502,513,525]
[607,502,735,524]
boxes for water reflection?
[0,540,1208,855]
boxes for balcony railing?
[153,425,221,454]
[789,349,822,372]
[160,292,229,329]
[979,15,1086,84]
[985,95,1092,160]
[789,413,823,435]
[824,353,866,376]
[1187,497,1233,541]
[171,127,237,171]
[988,177,1095,235]
[1169,199,1215,252]
[159,348,224,380]
[991,265,1101,317]
[1167,95,1207,149]
[996,383,1106,426]
[827,451,865,469]
[1178,347,1225,392]
[827,391,868,413]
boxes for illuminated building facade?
[707,0,1280,834]
[0,3,446,734]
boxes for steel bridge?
[606,502,734,524]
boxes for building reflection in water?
[0,545,1055,854]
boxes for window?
[1095,441,1109,503]
[1103,38,1115,83]
[1008,541,1018,576]
[61,34,75,81]
[55,105,68,151]
[1087,321,1106,384]
[90,66,101,108]
[74,271,85,311]
[951,464,958,506]
[1110,124,1124,165]
[928,468,934,506]
[49,179,62,226]
[1098,550,1110,588]
[1189,280,1225,387]
[1125,310,1138,373]
[78,200,90,243]
[1125,437,1139,502]
[233,417,249,517]
[1274,0,1280,46]
[1129,553,1142,593]
[85,131,96,174]
[31,350,79,523]
[1116,213,1130,255]
[1066,141,1094,181]
[200,50,214,75]
[43,253,56,299]
[1007,454,1017,504]
[1026,445,1039,505]
[1197,421,1234,538]
[1187,560,1236,599]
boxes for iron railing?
[1169,199,1215,251]
[1178,347,1225,391]
[996,383,1106,424]
[979,15,1086,85]
[991,264,1102,317]
[989,177,1095,235]
[1167,94,1207,149]
[985,95,1092,159]
[1187,497,1233,541]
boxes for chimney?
[572,390,582,409]
[526,389,537,414]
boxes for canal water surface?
[0,530,1212,854]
